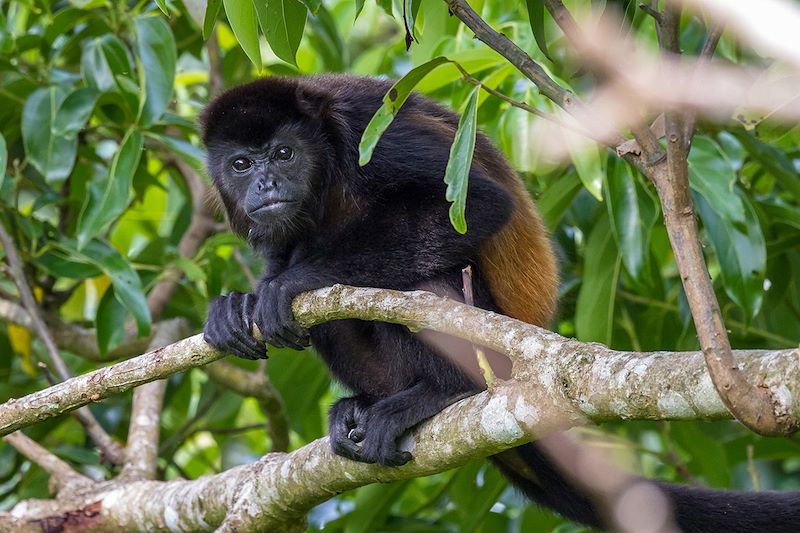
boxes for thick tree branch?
[0,285,797,531]
[0,224,125,464]
[2,285,798,438]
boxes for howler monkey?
[201,75,800,532]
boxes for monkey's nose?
[257,178,279,191]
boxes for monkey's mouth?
[247,199,296,218]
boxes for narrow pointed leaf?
[525,0,553,61]
[203,0,223,39]
[444,86,480,234]
[135,16,177,126]
[77,129,143,248]
[359,56,451,166]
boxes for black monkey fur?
[201,74,800,532]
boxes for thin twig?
[120,318,191,481]
[452,62,599,141]
[3,432,91,493]
[204,361,290,452]
[0,224,125,464]
[461,266,495,390]
[682,23,724,142]
[445,0,576,110]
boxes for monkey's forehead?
[200,78,312,146]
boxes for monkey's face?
[206,125,322,240]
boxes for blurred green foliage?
[1,1,799,531]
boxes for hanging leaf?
[81,34,134,92]
[525,0,553,61]
[695,190,766,322]
[576,213,621,344]
[444,86,480,234]
[254,0,307,67]
[224,0,262,70]
[22,87,77,184]
[96,285,128,355]
[203,0,223,39]
[604,157,658,285]
[135,16,177,126]
[54,239,151,337]
[687,135,745,226]
[359,56,451,166]
[76,128,143,248]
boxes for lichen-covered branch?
[1,287,798,528]
[0,286,797,531]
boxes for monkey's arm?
[251,175,513,342]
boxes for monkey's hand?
[203,291,268,360]
[253,273,312,351]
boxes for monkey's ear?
[296,87,332,118]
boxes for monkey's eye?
[232,158,253,172]
[273,146,294,161]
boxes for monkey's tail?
[492,442,800,533]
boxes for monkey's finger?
[229,335,268,360]
[274,327,308,350]
[285,322,311,346]
[331,437,369,463]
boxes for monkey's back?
[297,74,559,327]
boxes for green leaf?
[539,169,582,229]
[203,0,223,39]
[444,86,480,234]
[54,239,151,337]
[298,0,320,15]
[566,138,603,201]
[525,0,553,61]
[576,213,621,344]
[77,129,143,249]
[732,128,800,199]
[96,286,127,355]
[687,135,745,226]
[135,16,177,126]
[359,56,451,166]
[146,132,205,169]
[402,0,421,47]
[224,0,262,70]
[255,0,307,67]
[22,87,77,184]
[155,0,170,16]
[0,132,6,192]
[604,158,658,284]
[696,190,766,322]
[81,35,134,92]
[53,87,100,137]
[354,0,366,21]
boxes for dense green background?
[1,1,799,531]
